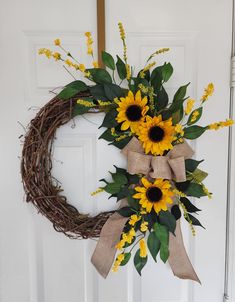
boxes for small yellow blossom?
[185,99,195,115]
[92,61,99,68]
[140,62,156,78]
[175,124,184,136]
[118,22,125,40]
[129,214,141,226]
[115,239,125,250]
[180,202,196,236]
[91,188,104,196]
[126,64,131,80]
[77,99,94,107]
[139,239,147,258]
[208,119,234,130]
[202,184,212,199]
[65,59,73,67]
[112,253,125,272]
[172,188,186,197]
[52,52,61,61]
[123,228,136,244]
[190,110,200,123]
[201,83,214,102]
[97,100,112,106]
[85,32,93,55]
[38,48,53,58]
[54,38,61,46]
[140,221,148,232]
[78,63,86,72]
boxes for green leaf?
[104,83,123,100]
[111,172,128,186]
[160,244,169,263]
[87,68,112,84]
[102,51,115,70]
[57,80,88,100]
[110,136,132,149]
[162,62,173,82]
[172,106,184,124]
[117,207,135,217]
[186,214,205,229]
[99,128,114,142]
[116,55,127,80]
[116,186,130,201]
[154,223,169,263]
[187,107,203,126]
[72,103,91,116]
[154,223,169,245]
[127,194,140,211]
[151,65,163,91]
[191,168,208,182]
[185,159,204,173]
[180,197,201,213]
[173,83,190,101]
[99,109,118,128]
[183,126,207,139]
[156,86,169,110]
[134,249,147,275]
[103,183,121,194]
[90,84,107,101]
[185,183,207,198]
[159,210,176,234]
[147,232,160,262]
[120,252,131,266]
[127,173,140,185]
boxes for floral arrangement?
[36,23,234,279]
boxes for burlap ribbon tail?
[91,138,200,283]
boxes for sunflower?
[133,177,173,214]
[116,90,149,133]
[138,115,175,155]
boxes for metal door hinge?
[231,56,235,87]
[223,293,229,302]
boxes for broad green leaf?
[185,159,204,173]
[183,125,207,140]
[57,80,88,100]
[173,83,190,101]
[160,243,169,263]
[147,232,160,262]
[104,83,123,100]
[87,68,112,84]
[99,109,118,128]
[134,249,148,275]
[150,65,163,91]
[120,252,131,266]
[156,86,169,110]
[185,183,207,198]
[154,223,169,246]
[117,207,135,217]
[90,84,107,100]
[98,128,114,142]
[187,107,203,126]
[102,51,115,70]
[159,210,176,234]
[127,194,140,211]
[111,172,128,186]
[171,205,182,220]
[191,168,208,182]
[186,213,205,229]
[109,136,132,149]
[72,103,90,116]
[103,182,121,194]
[180,197,201,213]
[162,62,173,82]
[175,180,191,192]
[172,106,184,124]
[116,55,127,80]
[116,186,130,201]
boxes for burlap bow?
[91,138,200,283]
[121,137,194,182]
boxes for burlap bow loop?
[122,137,194,182]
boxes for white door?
[0,0,233,302]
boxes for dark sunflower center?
[146,187,163,203]
[148,126,165,142]
[125,105,142,122]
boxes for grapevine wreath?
[21,24,234,280]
